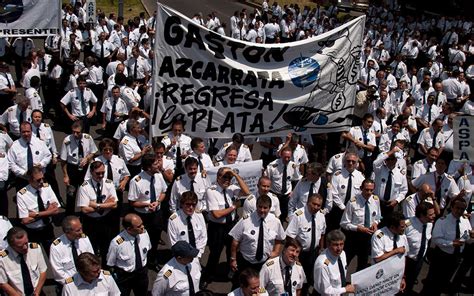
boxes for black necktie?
[364,200,370,227]
[362,130,368,157]
[133,59,138,79]
[135,137,142,149]
[187,216,196,248]
[435,92,440,106]
[344,173,353,204]
[19,254,34,296]
[428,105,432,123]
[80,90,87,115]
[223,189,232,224]
[384,171,392,201]
[186,265,196,295]
[431,132,438,149]
[197,156,203,171]
[338,257,347,287]
[19,111,24,124]
[71,240,79,266]
[36,127,40,138]
[77,139,84,160]
[150,176,156,203]
[107,160,113,181]
[3,73,11,88]
[309,214,316,251]
[100,42,104,58]
[96,182,103,203]
[282,164,288,194]
[111,99,117,122]
[134,236,143,270]
[27,142,33,171]
[284,265,292,295]
[36,190,48,225]
[189,180,195,193]
[435,175,442,203]
[393,234,398,249]
[176,146,183,174]
[454,219,461,255]
[417,224,427,261]
[256,218,264,261]
[308,182,314,198]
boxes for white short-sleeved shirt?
[371,227,408,262]
[286,207,326,251]
[60,134,98,165]
[77,178,117,218]
[229,212,286,264]
[313,249,348,296]
[62,270,121,295]
[168,210,207,257]
[17,183,59,229]
[60,88,98,117]
[259,256,306,295]
[106,230,151,272]
[128,171,167,213]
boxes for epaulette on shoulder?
[415,159,423,164]
[373,195,379,200]
[335,171,341,176]
[0,130,5,134]
[105,179,113,183]
[29,243,38,249]
[0,152,6,158]
[0,215,7,221]
[295,261,301,266]
[295,210,303,216]
[69,89,75,92]
[163,134,168,139]
[166,156,173,160]
[292,163,297,169]
[354,126,360,129]
[44,123,50,127]
[324,258,330,266]
[65,277,74,284]
[0,250,8,257]
[447,175,453,179]
[242,214,249,219]
[210,185,217,190]
[7,107,12,112]
[81,181,88,187]
[377,232,384,239]
[335,154,341,159]
[272,163,278,167]
[116,237,124,245]
[176,176,181,180]
[19,188,27,195]
[64,139,70,145]
[223,142,229,148]
[350,197,356,202]
[462,175,468,180]
[258,287,266,293]
[405,219,412,227]
[169,213,177,220]
[164,269,172,278]
[83,134,91,139]
[52,239,61,246]
[102,270,111,276]
[134,175,141,182]
[122,138,129,145]
[81,233,87,238]
[405,195,413,202]
[242,144,248,148]
[43,183,49,187]
[85,87,91,91]
[265,259,275,267]
[247,195,254,201]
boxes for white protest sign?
[351,255,405,296]
[453,115,474,163]
[85,0,96,24]
[206,160,263,196]
[151,3,365,138]
[0,0,61,37]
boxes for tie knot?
[187,216,192,222]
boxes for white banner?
[0,0,60,37]
[206,160,263,196]
[453,115,474,163]
[85,0,96,24]
[151,3,365,138]
[351,255,404,296]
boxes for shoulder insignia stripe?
[266,260,274,267]
[377,232,384,239]
[164,269,172,278]
[116,237,124,245]
[65,277,74,284]
[324,259,330,266]
[53,239,61,246]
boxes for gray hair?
[326,229,346,244]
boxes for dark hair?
[415,202,434,218]
[191,137,204,150]
[232,133,244,144]
[386,211,406,228]
[76,252,100,274]
[239,268,259,288]
[62,215,80,233]
[89,160,105,172]
[180,191,198,206]
[284,236,302,250]
[256,194,272,208]
[184,157,198,168]
[6,227,27,245]
[141,153,156,171]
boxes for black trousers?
[134,210,163,265]
[114,266,149,296]
[423,247,461,295]
[204,221,234,280]
[276,193,289,222]
[326,207,344,232]
[344,230,371,271]
[66,164,87,215]
[300,248,320,294]
[0,181,8,217]
[82,213,115,266]
[404,257,424,295]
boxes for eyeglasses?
[102,148,113,152]
[183,203,197,207]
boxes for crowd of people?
[0,0,472,295]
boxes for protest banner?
[151,2,365,138]
[453,115,474,162]
[351,255,404,296]
[206,160,263,196]
[85,0,96,24]
[0,0,61,37]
